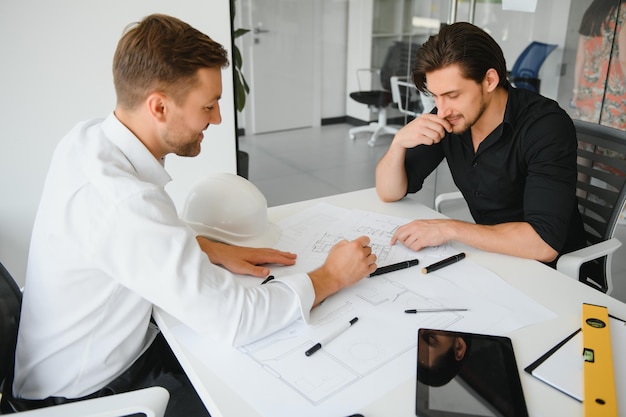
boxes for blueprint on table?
[170,203,557,417]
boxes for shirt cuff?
[274,273,315,323]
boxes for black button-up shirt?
[404,86,586,256]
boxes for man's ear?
[146,92,167,122]
[484,68,500,93]
[453,337,467,361]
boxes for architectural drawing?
[238,275,464,405]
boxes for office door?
[245,0,317,134]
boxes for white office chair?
[11,387,170,417]
[390,75,435,117]
[434,191,465,213]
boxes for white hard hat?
[181,173,280,248]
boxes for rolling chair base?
[349,123,398,147]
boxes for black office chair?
[0,261,170,416]
[0,261,21,414]
[348,41,419,147]
[509,41,557,93]
[557,120,626,294]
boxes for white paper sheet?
[529,316,626,414]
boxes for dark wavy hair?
[412,22,507,93]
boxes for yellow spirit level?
[582,303,617,417]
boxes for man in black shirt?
[376,22,585,265]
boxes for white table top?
[154,188,626,417]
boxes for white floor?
[238,123,626,303]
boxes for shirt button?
[472,162,478,167]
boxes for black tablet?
[416,329,528,417]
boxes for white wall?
[0,0,236,286]
[321,0,349,120]
[346,0,375,122]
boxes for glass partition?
[362,0,625,131]
[568,0,625,131]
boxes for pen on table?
[369,259,419,277]
[260,275,275,284]
[305,317,358,356]
[404,308,469,314]
[421,252,466,274]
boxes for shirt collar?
[479,84,514,145]
[467,85,511,154]
[102,113,171,187]
[502,82,515,132]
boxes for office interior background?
[1,0,625,302]
[234,0,626,302]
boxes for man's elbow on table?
[522,229,559,263]
[526,224,560,263]
[535,244,559,264]
[376,188,402,203]
[375,180,407,203]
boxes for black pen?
[405,308,468,313]
[260,275,275,284]
[422,252,466,274]
[369,259,419,277]
[305,317,358,356]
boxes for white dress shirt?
[13,113,314,399]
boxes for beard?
[449,97,487,135]
[163,125,203,157]
[174,138,202,157]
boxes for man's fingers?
[354,235,371,247]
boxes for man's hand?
[392,113,452,149]
[196,237,297,277]
[390,219,559,263]
[390,219,453,251]
[376,113,452,203]
[308,236,377,306]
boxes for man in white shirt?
[9,14,377,416]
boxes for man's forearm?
[375,144,409,202]
[449,220,558,262]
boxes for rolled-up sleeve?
[522,113,578,252]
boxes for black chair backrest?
[574,120,626,291]
[380,41,420,91]
[0,262,21,397]
[575,120,626,243]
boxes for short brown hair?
[412,22,507,93]
[113,14,229,109]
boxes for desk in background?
[153,188,626,417]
